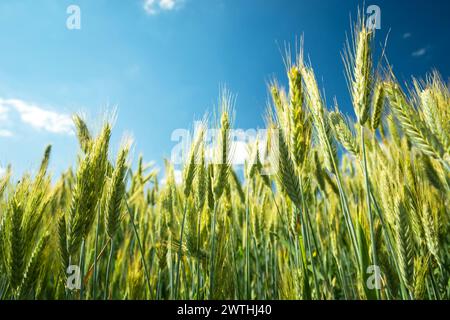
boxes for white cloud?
[160,0,176,10]
[0,166,5,176]
[0,98,73,135]
[0,129,13,137]
[143,0,158,14]
[0,105,8,121]
[403,32,411,39]
[412,47,427,57]
[143,0,183,15]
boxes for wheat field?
[0,18,449,300]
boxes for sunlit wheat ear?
[68,122,111,255]
[413,256,429,300]
[270,82,291,140]
[300,64,337,172]
[371,81,385,130]
[105,142,130,239]
[288,66,303,111]
[430,73,450,154]
[384,81,444,160]
[329,109,360,157]
[418,75,450,154]
[272,128,302,209]
[270,83,285,122]
[73,114,92,154]
[288,64,312,170]
[419,88,444,146]
[212,91,233,200]
[86,122,111,215]
[421,202,440,265]
[344,19,373,126]
[183,122,205,198]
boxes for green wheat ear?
[73,114,92,153]
[288,64,312,170]
[6,197,25,291]
[329,109,359,157]
[343,19,373,126]
[68,122,111,255]
[273,128,302,209]
[413,256,429,300]
[394,195,414,292]
[371,81,385,130]
[212,93,233,201]
[300,64,337,173]
[18,232,50,298]
[385,81,444,161]
[183,123,205,198]
[38,145,52,178]
[105,143,130,239]
[420,202,440,265]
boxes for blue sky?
[0,0,449,177]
